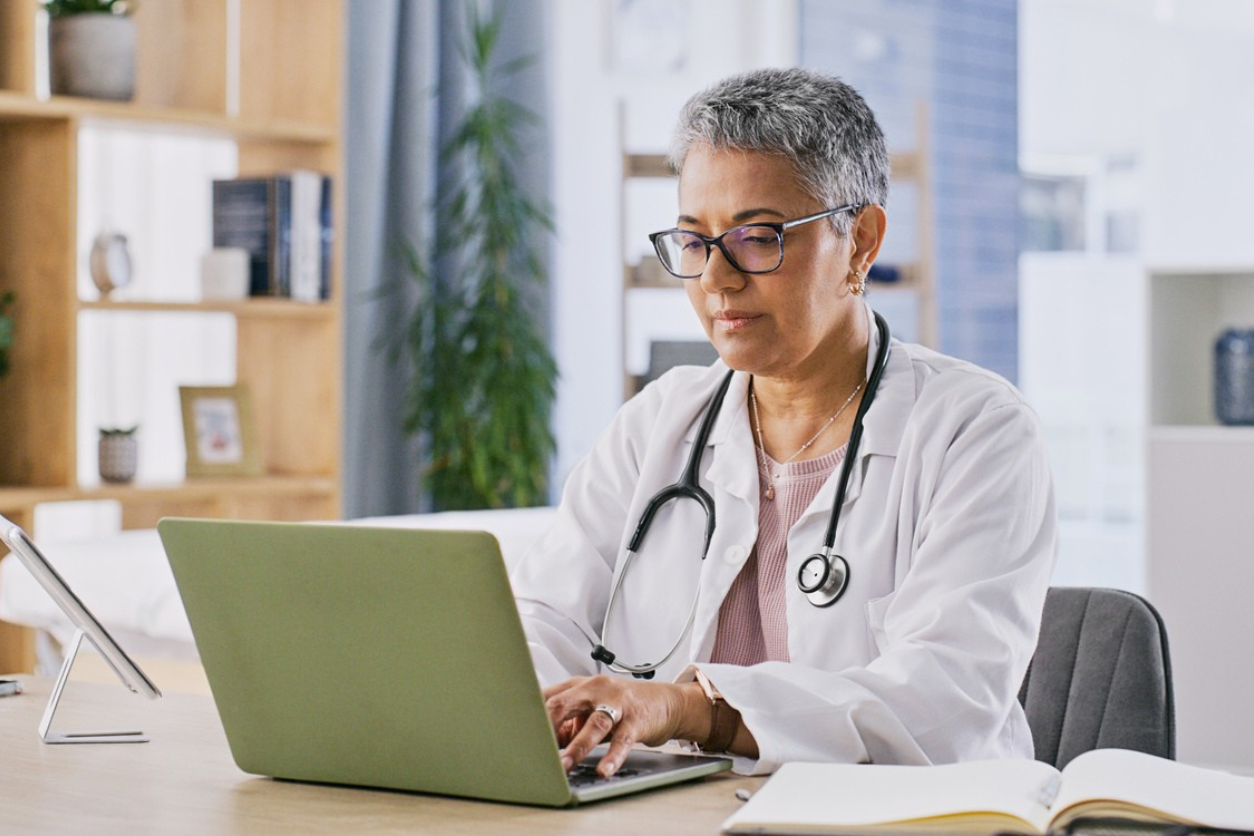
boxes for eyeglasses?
[648,204,861,279]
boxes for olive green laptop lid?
[156,518,728,807]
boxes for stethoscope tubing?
[593,311,892,677]
[598,546,702,676]
[821,312,892,548]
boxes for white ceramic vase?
[49,13,136,101]
[98,430,138,483]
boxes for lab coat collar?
[679,303,914,508]
[857,302,914,460]
[703,370,758,504]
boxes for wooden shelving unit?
[869,101,936,348]
[0,0,345,673]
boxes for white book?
[722,749,1254,835]
[289,169,323,302]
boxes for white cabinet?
[1145,267,1254,769]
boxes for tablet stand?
[38,629,149,744]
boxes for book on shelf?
[212,171,333,302]
[721,748,1254,836]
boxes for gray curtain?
[344,0,552,518]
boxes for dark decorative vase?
[1214,329,1254,426]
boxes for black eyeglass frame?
[647,203,862,279]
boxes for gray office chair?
[1018,586,1175,769]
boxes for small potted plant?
[43,0,136,101]
[98,426,139,483]
[0,292,14,380]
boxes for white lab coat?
[511,305,1057,775]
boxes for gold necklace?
[749,376,865,501]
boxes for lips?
[712,310,760,331]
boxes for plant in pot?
[0,292,14,380]
[394,6,557,511]
[43,0,136,101]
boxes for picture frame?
[179,384,262,478]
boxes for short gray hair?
[669,68,889,235]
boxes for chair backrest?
[1018,586,1175,769]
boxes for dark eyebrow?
[676,207,788,227]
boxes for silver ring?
[592,704,622,726]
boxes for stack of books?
[211,171,333,302]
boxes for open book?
[722,749,1254,835]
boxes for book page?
[723,759,1061,835]
[1052,749,1254,831]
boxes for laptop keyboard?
[566,760,643,788]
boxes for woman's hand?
[543,674,708,777]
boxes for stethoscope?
[591,311,892,678]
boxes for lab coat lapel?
[855,303,914,463]
[791,304,914,526]
[686,371,759,662]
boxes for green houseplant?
[0,292,14,379]
[43,0,136,101]
[397,6,557,510]
[42,0,130,14]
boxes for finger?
[556,716,582,747]
[559,706,617,772]
[597,729,636,778]
[545,689,589,732]
[541,678,580,701]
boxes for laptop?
[156,518,731,806]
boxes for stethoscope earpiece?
[798,551,850,608]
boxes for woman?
[510,68,1056,778]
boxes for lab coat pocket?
[864,592,897,656]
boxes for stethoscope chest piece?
[798,550,850,608]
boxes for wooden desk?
[0,677,761,834]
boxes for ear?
[849,204,888,271]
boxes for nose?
[697,244,746,295]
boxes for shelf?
[81,474,338,502]
[78,299,336,320]
[0,476,340,548]
[624,256,683,290]
[889,152,923,180]
[0,91,337,144]
[1148,268,1254,426]
[1149,425,1254,444]
[623,153,672,178]
[0,475,337,505]
[867,262,925,291]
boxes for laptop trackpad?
[566,747,732,800]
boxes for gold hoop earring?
[849,268,867,296]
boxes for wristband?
[694,668,740,753]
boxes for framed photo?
[179,385,262,477]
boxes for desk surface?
[0,677,761,834]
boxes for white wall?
[1020,0,1254,268]
[547,0,798,489]
[1020,0,1254,770]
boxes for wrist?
[676,680,712,743]
[690,668,741,753]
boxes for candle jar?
[98,427,139,483]
[1215,329,1254,425]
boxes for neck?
[750,331,871,464]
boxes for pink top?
[710,444,846,665]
